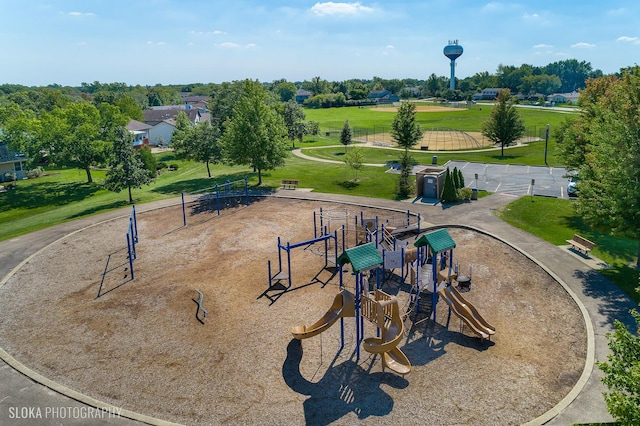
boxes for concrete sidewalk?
[1,191,636,425]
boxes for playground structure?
[281,209,494,376]
[180,177,250,226]
[409,228,495,340]
[292,242,412,376]
[262,227,344,303]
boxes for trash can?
[431,156,438,165]
[471,188,478,200]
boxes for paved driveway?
[444,161,571,199]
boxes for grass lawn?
[498,196,640,304]
[303,139,563,167]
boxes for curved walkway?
[0,192,636,425]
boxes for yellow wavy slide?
[438,285,496,340]
[362,295,411,376]
[291,290,355,339]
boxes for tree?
[104,127,152,203]
[221,80,289,186]
[440,167,458,202]
[597,283,640,424]
[558,68,640,267]
[340,119,352,153]
[344,146,364,181]
[452,166,460,189]
[38,103,121,183]
[168,111,193,156]
[189,121,222,178]
[391,102,423,198]
[136,146,158,178]
[281,100,306,148]
[274,81,297,102]
[481,89,525,157]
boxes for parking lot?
[443,161,571,199]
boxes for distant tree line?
[0,58,611,112]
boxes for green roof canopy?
[414,228,456,253]
[337,242,383,273]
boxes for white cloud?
[146,41,167,46]
[533,44,553,49]
[191,30,228,36]
[310,2,374,16]
[217,42,257,49]
[617,36,639,43]
[66,11,95,17]
[607,8,626,16]
[571,42,595,49]
[523,12,539,19]
[386,45,394,49]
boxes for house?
[472,88,502,101]
[126,119,152,149]
[148,119,176,148]
[547,91,580,105]
[367,90,400,104]
[142,108,202,126]
[295,89,313,104]
[0,144,28,182]
[182,95,208,111]
[141,109,204,146]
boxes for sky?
[1,1,639,87]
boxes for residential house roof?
[142,109,200,125]
[126,119,152,133]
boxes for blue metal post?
[215,184,221,215]
[132,205,138,243]
[432,255,438,321]
[355,273,361,361]
[129,219,137,260]
[244,177,249,206]
[126,232,134,280]
[181,192,187,226]
[286,242,292,288]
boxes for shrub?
[458,187,473,200]
[168,164,179,171]
[26,167,44,179]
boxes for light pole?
[544,124,550,165]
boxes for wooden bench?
[566,234,595,255]
[281,179,299,190]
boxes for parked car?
[567,176,578,196]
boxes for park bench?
[566,234,595,256]
[281,179,299,190]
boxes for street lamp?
[544,124,550,165]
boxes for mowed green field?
[304,103,571,135]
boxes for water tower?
[443,40,463,91]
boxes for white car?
[567,176,578,196]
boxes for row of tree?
[0,59,613,112]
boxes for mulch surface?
[0,198,586,425]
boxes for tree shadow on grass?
[152,172,253,196]
[1,181,103,211]
[337,180,360,190]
